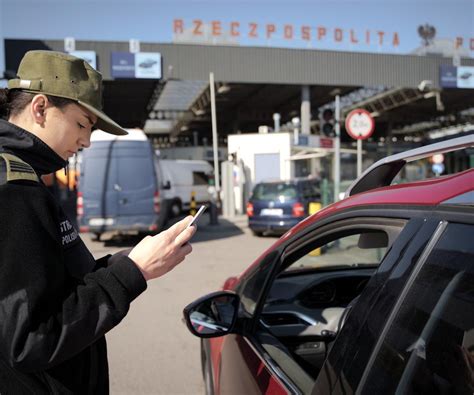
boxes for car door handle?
[114,183,122,191]
[119,198,128,205]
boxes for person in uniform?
[0,50,196,393]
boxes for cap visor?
[78,101,128,136]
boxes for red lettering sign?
[249,22,258,38]
[173,19,184,34]
[212,21,222,36]
[377,31,385,45]
[193,20,203,35]
[393,32,400,47]
[172,19,407,50]
[350,29,358,44]
[317,26,326,40]
[301,26,311,41]
[230,22,240,37]
[266,24,276,39]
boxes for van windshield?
[253,183,298,200]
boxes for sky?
[1,0,473,58]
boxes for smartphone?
[187,205,207,228]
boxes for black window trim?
[242,335,303,395]
[355,220,449,393]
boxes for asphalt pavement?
[82,213,277,395]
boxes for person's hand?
[128,216,196,281]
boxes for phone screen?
[187,205,207,228]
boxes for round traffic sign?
[345,109,375,140]
[431,153,444,164]
[432,163,445,175]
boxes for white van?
[157,159,214,216]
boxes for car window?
[285,232,387,272]
[192,171,209,185]
[256,224,402,391]
[301,181,320,200]
[360,223,474,394]
[118,156,154,190]
[236,250,279,316]
[252,183,298,200]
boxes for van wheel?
[251,230,263,237]
[169,200,182,217]
[93,233,101,241]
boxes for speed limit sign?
[345,109,375,140]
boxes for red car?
[184,135,474,395]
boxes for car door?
[214,209,418,394]
[312,209,474,394]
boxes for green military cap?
[8,50,127,136]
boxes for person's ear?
[30,94,50,125]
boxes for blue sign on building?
[439,65,457,88]
[440,65,474,89]
[135,53,162,79]
[457,66,474,89]
[111,52,162,79]
[111,52,135,78]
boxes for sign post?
[334,94,340,202]
[209,72,220,206]
[345,109,375,176]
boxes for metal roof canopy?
[173,82,359,137]
[5,39,474,136]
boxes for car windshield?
[285,233,388,272]
[253,183,297,200]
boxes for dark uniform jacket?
[0,119,147,393]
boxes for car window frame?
[233,205,466,394]
[241,211,410,392]
[244,205,436,330]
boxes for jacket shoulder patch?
[0,153,39,183]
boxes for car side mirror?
[183,291,239,338]
[163,180,171,190]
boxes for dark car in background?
[246,178,321,236]
[184,135,474,395]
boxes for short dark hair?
[0,89,76,120]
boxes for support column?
[301,86,311,135]
[386,122,393,157]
